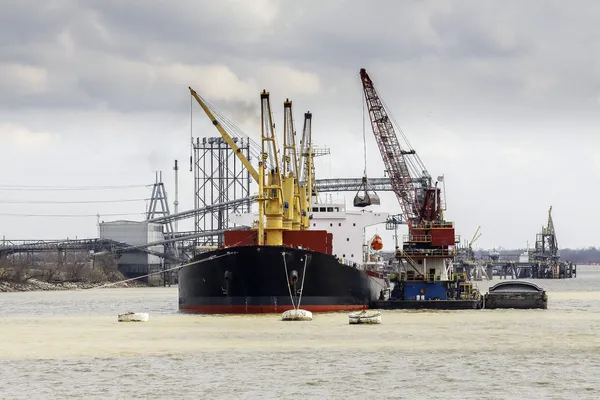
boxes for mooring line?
[296,256,309,310]
[282,252,297,310]
[87,252,233,290]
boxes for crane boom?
[188,87,260,182]
[298,112,313,229]
[283,99,302,230]
[283,99,299,181]
[359,69,420,224]
[190,86,288,246]
[298,113,312,188]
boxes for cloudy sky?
[0,0,599,250]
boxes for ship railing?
[399,249,453,257]
[421,274,442,281]
[338,258,358,267]
[411,221,455,229]
[451,272,468,281]
[402,234,431,242]
[411,274,469,282]
[459,282,481,300]
[394,274,448,282]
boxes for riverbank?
[0,279,148,293]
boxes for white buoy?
[348,310,382,325]
[282,309,313,321]
[118,312,149,322]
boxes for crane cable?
[362,84,367,177]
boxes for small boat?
[348,310,382,324]
[118,312,150,322]
[282,309,313,321]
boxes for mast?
[260,90,285,245]
[283,99,302,231]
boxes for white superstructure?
[229,198,388,267]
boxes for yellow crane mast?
[282,99,301,231]
[189,86,310,246]
[260,90,285,246]
[298,112,314,230]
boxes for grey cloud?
[0,0,599,248]
[2,0,576,117]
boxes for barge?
[484,281,548,309]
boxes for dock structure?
[491,260,576,279]
[458,206,576,281]
[490,207,576,279]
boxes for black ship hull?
[178,245,384,314]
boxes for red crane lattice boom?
[359,68,444,227]
[360,68,420,224]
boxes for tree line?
[0,252,124,284]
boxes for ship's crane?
[189,87,315,245]
[189,87,291,245]
[297,112,314,228]
[282,99,302,231]
[359,68,443,227]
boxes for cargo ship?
[179,200,390,313]
[180,87,390,314]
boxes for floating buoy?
[282,309,313,321]
[349,310,381,325]
[118,312,149,322]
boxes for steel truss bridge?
[0,177,405,262]
[0,229,246,263]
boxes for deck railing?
[389,272,468,282]
[397,249,453,258]
[411,221,455,229]
[402,234,431,242]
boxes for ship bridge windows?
[311,206,342,213]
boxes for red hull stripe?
[179,304,370,314]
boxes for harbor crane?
[359,68,445,226]
[359,68,457,281]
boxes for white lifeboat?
[118,312,149,322]
[348,310,382,325]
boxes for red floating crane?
[359,68,456,281]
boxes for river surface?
[1,266,600,399]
